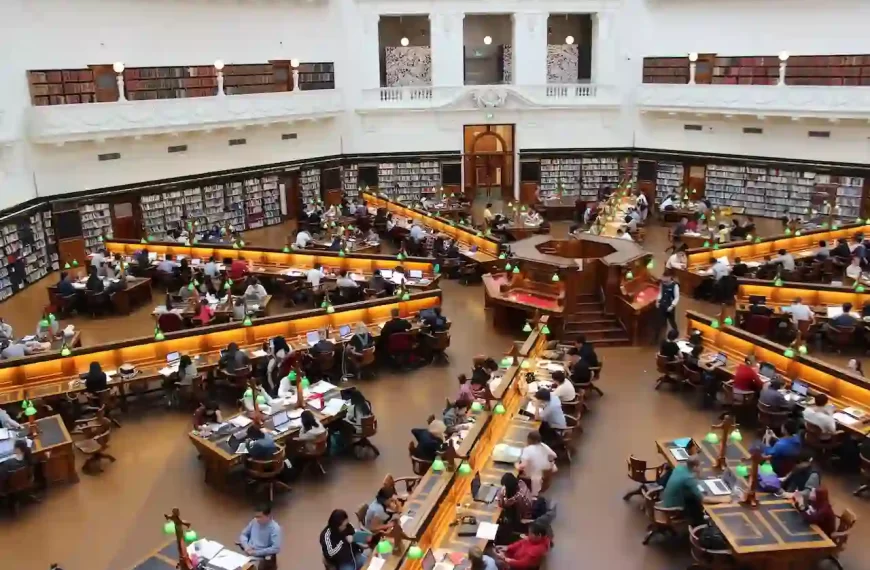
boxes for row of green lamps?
[286,370,310,388]
[163,520,198,543]
[320,299,336,314]
[521,321,550,335]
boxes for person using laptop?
[363,487,396,535]
[238,504,282,566]
[759,378,792,411]
[534,389,566,449]
[803,393,837,434]
[202,255,219,278]
[748,296,774,316]
[781,450,821,501]
[769,248,796,272]
[336,270,358,289]
[246,425,278,460]
[378,308,412,351]
[661,456,729,526]
[84,362,108,394]
[369,270,389,295]
[665,245,688,271]
[659,329,681,361]
[550,370,575,404]
[220,342,250,375]
[320,509,368,570]
[733,355,762,394]
[244,276,268,301]
[422,306,448,332]
[0,439,32,484]
[492,522,551,570]
[497,472,534,527]
[517,431,557,496]
[830,302,859,328]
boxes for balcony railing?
[637,84,870,119]
[27,90,344,143]
[359,84,616,112]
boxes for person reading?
[238,504,282,568]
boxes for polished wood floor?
[0,211,867,570]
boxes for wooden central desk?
[0,290,442,406]
[363,192,501,263]
[31,414,78,485]
[48,276,153,315]
[686,310,870,435]
[676,222,870,295]
[152,295,273,320]
[126,539,256,570]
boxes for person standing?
[656,270,680,338]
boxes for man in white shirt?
[802,393,837,434]
[711,258,731,281]
[770,249,796,272]
[294,229,312,249]
[660,195,676,210]
[624,215,638,233]
[420,196,432,210]
[517,430,557,496]
[666,251,687,271]
[846,256,862,281]
[244,277,268,300]
[335,270,358,288]
[782,297,814,326]
[616,229,633,241]
[410,224,425,242]
[204,256,219,278]
[307,264,324,288]
[483,203,495,226]
[156,254,179,274]
[90,249,106,269]
[550,371,576,403]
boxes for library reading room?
[3,1,870,570]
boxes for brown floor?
[1,210,867,570]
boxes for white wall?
[379,16,431,47]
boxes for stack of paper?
[833,412,859,426]
[188,539,224,560]
[311,381,338,395]
[207,549,251,570]
[251,349,268,358]
[476,521,499,540]
[229,416,253,428]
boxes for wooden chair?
[742,314,772,338]
[157,312,184,333]
[425,330,451,364]
[682,364,703,390]
[245,445,291,503]
[561,395,583,416]
[55,293,78,317]
[85,291,111,317]
[383,473,422,498]
[803,421,845,466]
[721,382,757,424]
[296,431,329,476]
[623,456,666,502]
[826,509,857,570]
[587,360,605,397]
[756,402,789,434]
[655,354,681,390]
[408,441,433,476]
[853,454,870,496]
[688,524,736,570]
[87,389,122,428]
[0,464,40,514]
[313,349,337,380]
[73,416,115,474]
[825,323,856,353]
[642,489,686,545]
[385,332,416,369]
[349,415,380,458]
[556,414,581,463]
[355,502,370,528]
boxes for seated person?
[156,254,179,274]
[335,270,358,289]
[733,355,762,394]
[830,302,858,328]
[0,440,32,484]
[759,378,792,410]
[378,308,411,348]
[238,505,282,563]
[567,349,592,386]
[716,223,730,244]
[731,257,749,277]
[178,279,196,301]
[763,420,802,476]
[85,362,108,393]
[421,306,448,332]
[85,266,104,293]
[229,256,248,281]
[296,410,326,450]
[244,277,268,301]
[783,297,814,327]
[497,472,534,525]
[468,547,498,570]
[320,509,368,570]
[541,366,573,403]
[673,217,688,239]
[816,240,830,259]
[624,214,638,233]
[135,248,151,272]
[534,389,566,448]
[343,388,373,436]
[457,373,479,401]
[1,340,32,360]
[781,450,821,501]
[232,296,247,321]
[770,248,796,272]
[294,228,312,249]
[803,393,837,435]
[748,296,773,316]
[659,329,681,361]
[492,522,551,570]
[246,425,278,459]
[410,419,446,461]
[364,487,396,534]
[831,238,851,259]
[795,487,837,537]
[0,406,21,429]
[573,335,599,367]
[0,318,12,341]
[243,380,274,412]
[369,270,389,295]
[517,430,557,496]
[665,247,687,271]
[193,399,223,428]
[846,256,863,281]
[661,456,728,526]
[442,398,472,433]
[616,228,633,241]
[219,342,250,374]
[195,299,214,325]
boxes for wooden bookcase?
[642,57,689,84]
[297,62,335,90]
[124,66,218,100]
[712,56,779,85]
[223,64,276,95]
[27,69,96,106]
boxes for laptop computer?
[271,410,291,432]
[166,351,181,367]
[703,476,732,496]
[714,352,727,365]
[409,269,423,279]
[759,362,776,379]
[339,324,352,338]
[669,447,690,461]
[748,295,766,305]
[380,269,393,279]
[0,438,14,459]
[470,472,499,504]
[790,379,809,397]
[306,331,321,346]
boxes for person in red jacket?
[493,522,550,569]
[229,256,248,281]
[733,355,762,393]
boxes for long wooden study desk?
[47,276,153,315]
[0,290,442,406]
[362,322,549,570]
[735,279,870,324]
[104,239,442,290]
[675,222,870,294]
[685,310,870,435]
[362,192,502,263]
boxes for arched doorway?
[463,124,514,201]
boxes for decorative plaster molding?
[637,84,870,120]
[472,88,509,108]
[27,90,344,144]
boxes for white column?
[430,12,465,87]
[511,12,548,86]
[360,11,382,90]
[591,12,611,85]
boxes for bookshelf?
[641,57,689,84]
[80,202,112,253]
[342,165,360,201]
[124,66,217,100]
[656,161,684,204]
[244,178,265,229]
[297,62,335,91]
[243,175,281,229]
[816,174,865,218]
[0,209,57,301]
[28,69,96,106]
[223,64,276,96]
[262,176,282,227]
[377,161,441,203]
[539,158,581,200]
[711,56,779,85]
[580,157,621,199]
[705,164,820,218]
[301,168,322,205]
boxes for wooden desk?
[483,273,564,331]
[676,222,870,295]
[736,279,870,315]
[363,322,550,570]
[686,310,870,435]
[104,239,441,287]
[31,414,78,485]
[537,197,578,221]
[152,296,272,320]
[0,290,442,405]
[125,539,256,570]
[363,192,501,262]
[48,276,153,315]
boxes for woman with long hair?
[319,509,368,570]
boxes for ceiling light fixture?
[565,36,574,45]
[483,35,492,45]
[400,37,409,47]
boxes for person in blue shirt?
[764,419,803,476]
[57,272,76,297]
[246,425,278,460]
[238,504,282,566]
[830,302,859,328]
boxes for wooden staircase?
[561,294,632,347]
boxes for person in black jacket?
[85,362,108,394]
[572,335,599,367]
[831,238,851,259]
[378,308,411,349]
[320,509,369,570]
[85,267,104,293]
[0,439,31,485]
[410,419,446,461]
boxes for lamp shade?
[339,249,346,257]
[457,462,472,475]
[626,271,634,279]
[735,464,749,478]
[376,540,393,554]
[541,324,551,335]
[702,241,710,248]
[498,253,506,259]
[723,317,733,326]
[184,530,198,543]
[759,463,775,476]
[283,246,290,253]
[243,315,252,326]
[523,322,532,333]
[72,259,79,267]
[397,253,404,260]
[646,260,654,269]
[39,319,49,328]
[512,266,520,274]
[774,278,783,287]
[113,61,125,73]
[433,264,440,274]
[163,521,176,535]
[401,292,411,301]
[407,545,424,560]
[704,432,719,444]
[784,348,795,358]
[501,356,514,367]
[798,345,808,354]
[785,228,792,236]
[154,329,165,341]
[520,360,530,369]
[188,283,195,291]
[470,401,483,412]
[729,429,743,442]
[326,305,336,313]
[301,376,310,388]
[505,263,512,271]
[857,285,866,293]
[493,403,506,414]
[24,406,37,417]
[551,273,560,282]
[60,346,71,357]
[432,458,445,472]
[256,395,266,404]
[288,371,297,381]
[711,320,720,329]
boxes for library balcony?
[357,84,617,113]
[637,85,870,121]
[26,90,344,144]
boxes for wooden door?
[687,165,706,198]
[112,202,137,239]
[280,172,300,219]
[90,64,120,102]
